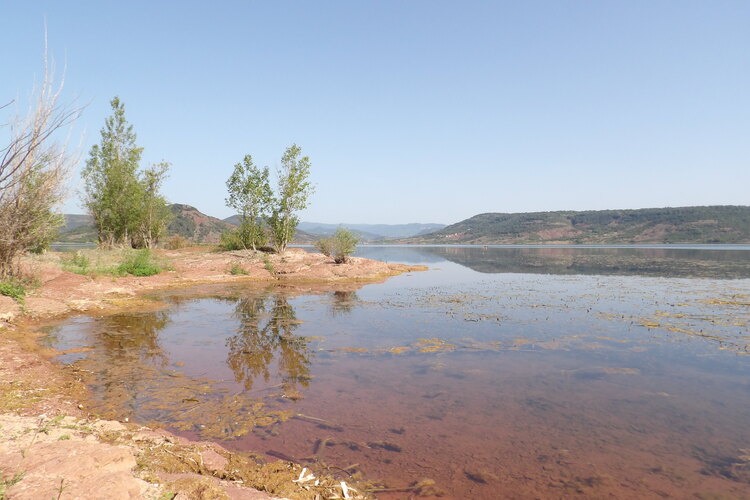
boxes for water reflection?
[70,310,171,418]
[329,290,359,316]
[227,292,312,392]
[42,248,750,499]
[411,245,750,278]
[46,287,327,437]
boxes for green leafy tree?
[82,97,144,247]
[82,97,170,248]
[134,162,172,248]
[268,144,314,253]
[225,155,272,251]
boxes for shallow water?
[42,246,750,499]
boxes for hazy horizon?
[4,1,749,224]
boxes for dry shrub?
[0,45,80,278]
[164,234,189,250]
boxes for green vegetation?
[413,206,750,245]
[133,162,172,248]
[225,155,272,250]
[228,261,248,275]
[82,97,171,248]
[0,279,26,304]
[221,144,314,253]
[117,249,162,277]
[315,227,359,264]
[61,249,166,277]
[268,144,314,253]
[63,251,91,274]
[0,471,25,498]
[218,228,245,251]
[262,255,276,276]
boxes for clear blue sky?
[3,1,748,224]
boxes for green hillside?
[408,206,750,244]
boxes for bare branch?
[0,40,82,278]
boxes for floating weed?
[703,295,750,307]
[414,338,456,353]
[335,347,368,353]
[387,346,410,354]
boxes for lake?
[41,245,750,499]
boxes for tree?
[315,227,359,264]
[268,144,314,253]
[0,51,80,278]
[225,155,272,251]
[82,97,170,248]
[82,97,144,248]
[134,162,172,249]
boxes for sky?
[2,1,749,225]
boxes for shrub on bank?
[315,228,359,264]
[117,249,161,277]
[219,229,244,251]
[164,235,188,250]
[0,279,26,304]
[228,261,248,275]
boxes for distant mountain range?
[58,205,750,246]
[403,206,750,245]
[57,205,444,244]
[295,221,446,241]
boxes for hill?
[296,221,446,240]
[406,206,750,245]
[57,214,96,243]
[223,218,444,242]
[57,205,318,245]
[167,204,234,244]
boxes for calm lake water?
[42,246,750,499]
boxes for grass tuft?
[0,279,26,304]
[117,249,161,277]
[228,261,248,275]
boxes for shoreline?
[0,246,426,323]
[0,247,426,499]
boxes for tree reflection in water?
[226,292,312,393]
[329,290,359,316]
[74,310,171,418]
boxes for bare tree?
[0,44,81,278]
